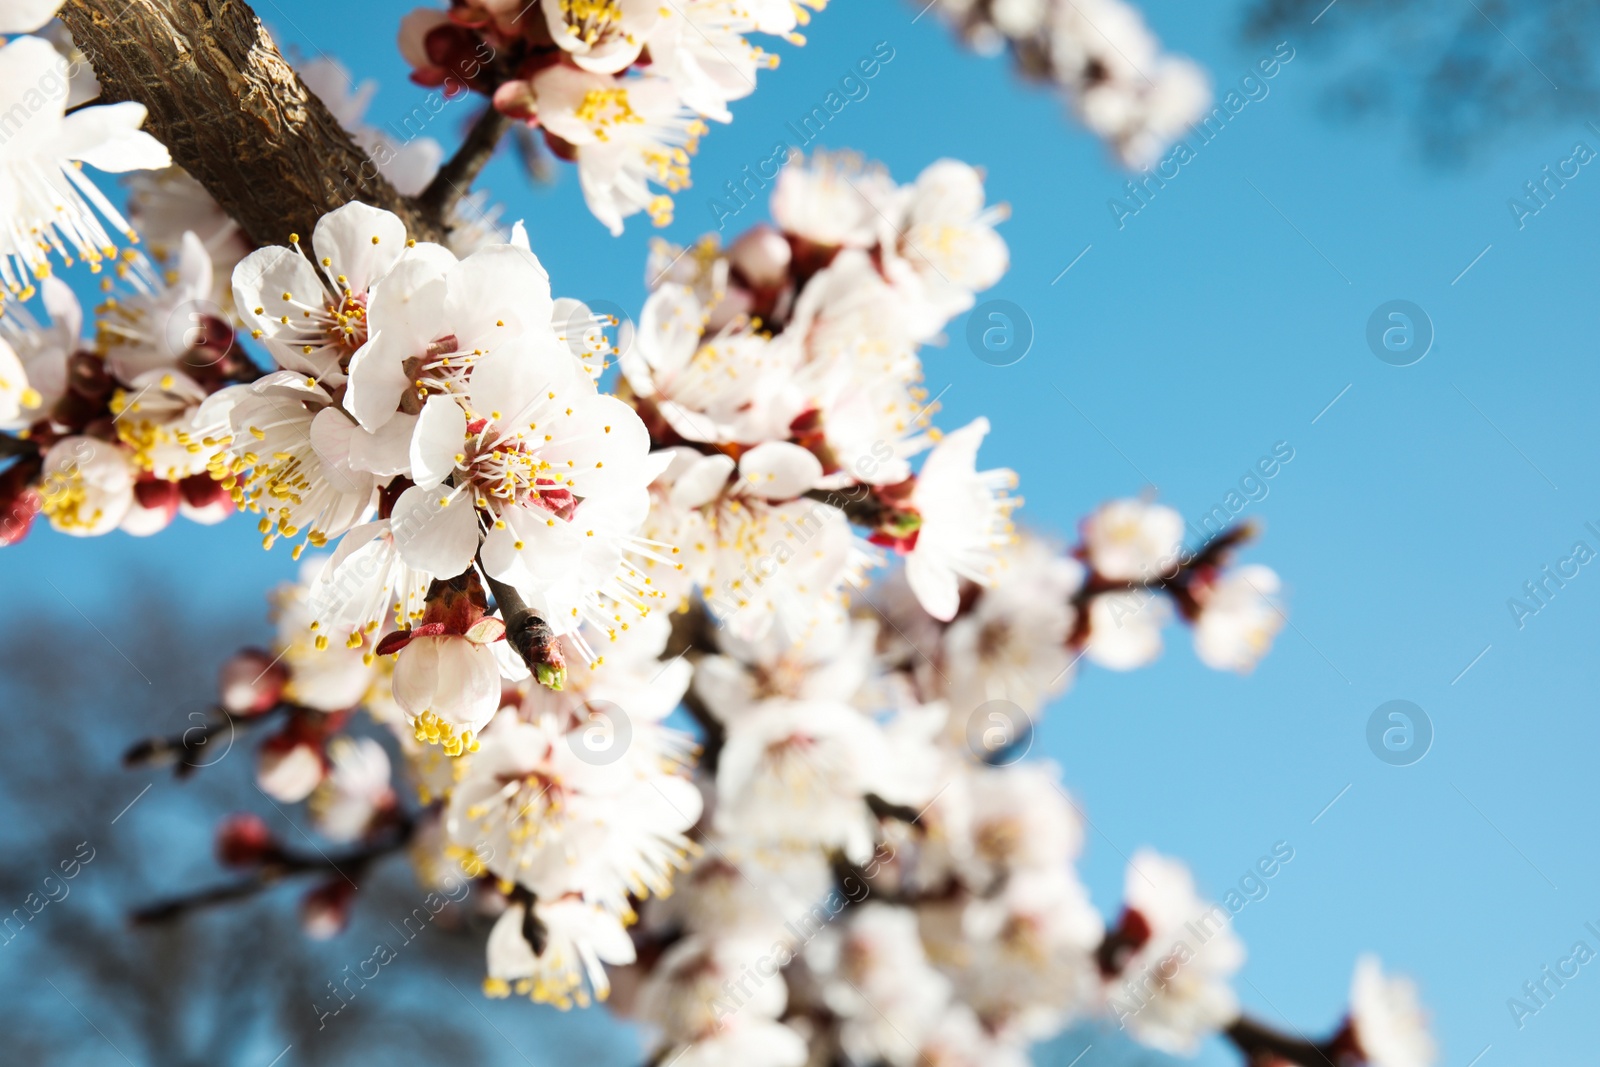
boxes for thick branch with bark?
[59,0,442,244]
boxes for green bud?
[535,662,567,691]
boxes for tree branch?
[418,106,513,224]
[122,704,284,779]
[132,820,414,925]
[1065,520,1259,633]
[480,566,567,689]
[865,793,922,825]
[803,486,889,528]
[0,435,38,460]
[59,0,441,246]
[1223,1015,1341,1067]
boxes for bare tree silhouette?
[1244,0,1600,161]
[0,582,610,1066]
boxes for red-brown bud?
[216,813,278,868]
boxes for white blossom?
[446,712,702,915]
[1109,848,1245,1054]
[532,66,708,236]
[1350,955,1436,1067]
[484,897,637,1007]
[0,35,169,297]
[37,434,134,536]
[393,632,503,753]
[1193,564,1284,673]
[310,736,396,842]
[1082,497,1184,582]
[905,417,1018,622]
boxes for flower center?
[324,291,369,356]
[559,0,624,45]
[39,466,100,531]
[575,88,642,141]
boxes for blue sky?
[9,0,1600,1063]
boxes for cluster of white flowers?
[628,151,1019,641]
[0,6,1436,1067]
[0,6,210,543]
[921,0,1210,167]
[1076,495,1285,673]
[140,150,1413,1067]
[398,0,819,234]
[197,198,673,756]
[0,229,246,540]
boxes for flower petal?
[59,102,171,172]
[391,484,479,579]
[537,393,652,497]
[670,452,735,510]
[737,441,822,500]
[348,412,417,477]
[444,244,554,352]
[0,0,66,33]
[344,256,449,429]
[906,552,959,622]
[410,395,466,489]
[312,202,408,295]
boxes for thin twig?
[122,705,285,778]
[417,106,514,224]
[131,822,414,925]
[1223,1016,1341,1067]
[802,486,889,528]
[480,564,565,688]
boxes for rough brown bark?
[58,0,444,245]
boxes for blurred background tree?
[1243,0,1600,161]
[0,589,637,1065]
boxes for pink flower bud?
[0,472,40,547]
[215,813,277,868]
[218,648,287,716]
[300,880,356,940]
[727,224,792,290]
[120,477,180,537]
[492,79,538,121]
[179,473,234,525]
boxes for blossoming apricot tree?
[0,2,1433,1065]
